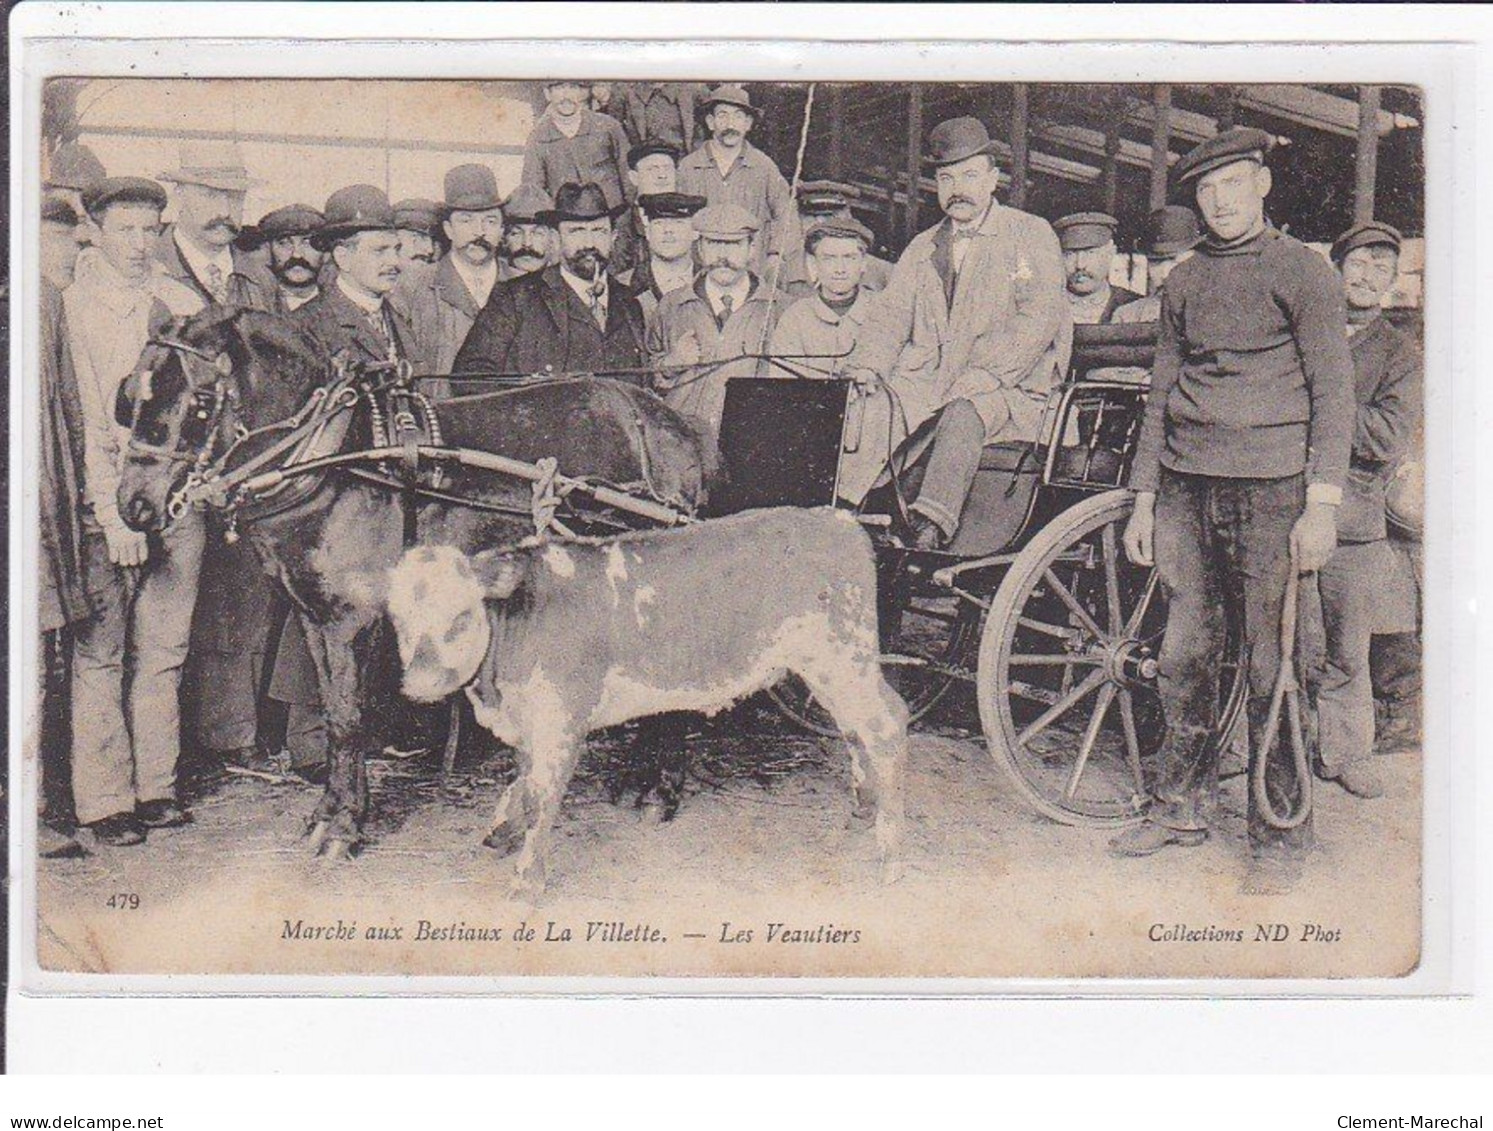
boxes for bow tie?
[952,228,975,242]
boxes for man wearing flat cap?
[677,84,799,283]
[847,116,1070,551]
[44,141,107,249]
[393,198,442,276]
[1113,204,1202,327]
[781,181,893,300]
[522,80,632,219]
[1305,221,1420,801]
[497,184,557,283]
[65,176,206,846]
[239,204,327,315]
[648,202,780,440]
[611,138,683,277]
[617,190,706,331]
[153,139,272,311]
[453,182,646,387]
[1055,211,1141,326]
[1116,127,1357,890]
[611,81,711,154]
[396,165,507,389]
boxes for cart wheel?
[977,489,1245,827]
[768,563,981,737]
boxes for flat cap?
[237,203,325,250]
[502,184,555,225]
[1054,211,1120,252]
[797,179,862,216]
[393,197,443,234]
[42,194,81,226]
[804,216,875,251]
[1331,220,1403,263]
[44,141,106,192]
[1141,205,1202,258]
[627,138,683,169]
[1173,126,1275,185]
[82,176,168,217]
[692,202,760,241]
[639,192,707,221]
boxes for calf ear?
[469,548,526,600]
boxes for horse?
[115,305,716,859]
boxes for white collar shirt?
[451,255,499,309]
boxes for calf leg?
[507,733,585,898]
[483,748,535,859]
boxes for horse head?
[116,305,328,532]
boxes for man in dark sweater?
[1114,128,1356,890]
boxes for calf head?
[386,544,525,702]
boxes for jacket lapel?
[327,287,390,362]
[539,267,574,365]
[434,256,481,320]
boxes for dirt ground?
[32,700,1422,982]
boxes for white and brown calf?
[386,506,908,895]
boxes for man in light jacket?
[846,116,1070,550]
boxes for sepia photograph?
[18,62,1430,983]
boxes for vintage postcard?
[14,43,1439,987]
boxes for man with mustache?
[452,182,646,387]
[153,139,272,312]
[521,80,631,219]
[648,203,780,442]
[64,177,205,846]
[393,198,442,277]
[497,184,557,282]
[846,116,1070,552]
[1090,205,1203,383]
[1114,129,1355,893]
[677,84,798,285]
[398,164,507,390]
[611,138,683,276]
[238,204,327,315]
[1054,211,1141,325]
[616,190,705,332]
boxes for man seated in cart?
[1115,127,1356,893]
[843,115,1071,551]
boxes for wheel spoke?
[1101,524,1123,635]
[1017,667,1107,747]
[1124,569,1160,637]
[1042,566,1107,643]
[1017,615,1078,640]
[1118,688,1145,796]
[1008,653,1102,667]
[1065,683,1118,799]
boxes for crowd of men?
[37,82,1423,891]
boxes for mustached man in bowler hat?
[846,116,1070,551]
[1114,128,1356,893]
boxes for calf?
[386,507,908,895]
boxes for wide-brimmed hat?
[1054,212,1120,252]
[700,84,761,120]
[81,176,168,217]
[923,116,1001,168]
[394,198,442,235]
[312,184,398,250]
[1331,220,1403,264]
[44,141,106,192]
[542,182,617,225]
[236,203,325,251]
[442,164,503,214]
[1173,127,1275,186]
[1142,205,1202,258]
[502,185,555,226]
[159,139,262,193]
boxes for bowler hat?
[1054,212,1120,252]
[542,182,617,225]
[42,194,81,226]
[700,84,761,120]
[502,185,555,226]
[797,180,862,216]
[236,203,325,251]
[1173,127,1275,186]
[692,203,760,241]
[1142,205,1202,258]
[312,184,398,250]
[394,198,442,235]
[627,139,683,169]
[1331,220,1403,264]
[44,141,106,192]
[81,176,168,218]
[924,117,1001,168]
[639,192,707,221]
[804,216,875,252]
[159,138,261,192]
[442,164,503,214]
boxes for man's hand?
[104,523,149,568]
[1123,492,1155,566]
[1290,501,1338,573]
[845,365,882,394]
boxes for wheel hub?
[1104,638,1158,687]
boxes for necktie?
[369,305,396,361]
[718,293,734,329]
[203,262,228,304]
[951,228,973,276]
[589,279,607,330]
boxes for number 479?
[106,893,140,910]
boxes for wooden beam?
[1149,84,1172,210]
[1240,83,1416,138]
[1102,114,1123,214]
[905,83,924,241]
[825,84,845,178]
[1216,86,1239,131]
[1355,84,1381,222]
[1010,82,1030,210]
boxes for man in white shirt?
[153,139,271,311]
[65,176,208,846]
[612,138,682,275]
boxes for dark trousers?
[1151,468,1313,857]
